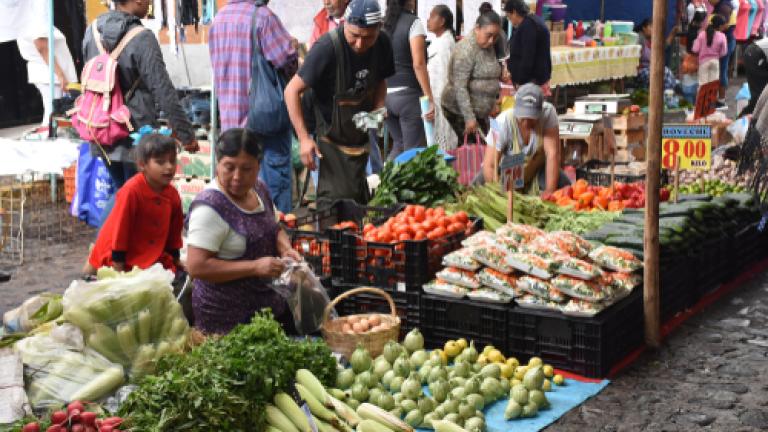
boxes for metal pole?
[209,0,218,179]
[644,0,667,349]
[49,0,57,203]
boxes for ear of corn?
[357,403,414,432]
[266,404,301,432]
[296,368,333,408]
[357,419,396,432]
[295,383,338,423]
[275,392,312,432]
[432,420,469,432]
[329,395,361,427]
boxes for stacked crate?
[612,113,646,162]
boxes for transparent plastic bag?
[272,261,334,335]
[62,264,189,378]
[14,324,125,409]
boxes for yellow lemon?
[542,365,554,378]
[444,341,461,358]
[528,357,543,368]
[477,354,489,366]
[482,345,495,355]
[500,363,514,379]
[431,349,448,365]
[542,379,552,392]
[506,357,520,370]
[553,374,565,386]
[488,349,505,364]
[456,338,468,351]
[514,366,528,381]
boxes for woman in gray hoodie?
[82,0,197,190]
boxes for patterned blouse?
[441,32,501,122]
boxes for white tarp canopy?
[0,139,80,176]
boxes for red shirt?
[89,174,184,272]
[308,8,342,49]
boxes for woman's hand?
[253,257,286,279]
[281,248,302,262]
[423,100,436,122]
[464,119,479,136]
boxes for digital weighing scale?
[573,94,632,115]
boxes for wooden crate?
[615,129,646,149]
[612,113,646,131]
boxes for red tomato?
[425,208,435,218]
[399,232,412,241]
[429,227,447,239]
[448,222,465,234]
[414,206,426,222]
[405,205,415,217]
[414,230,427,240]
[434,207,446,217]
[454,211,469,224]
[363,223,375,234]
[378,229,392,243]
[439,217,451,228]
[421,219,436,232]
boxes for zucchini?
[678,193,712,202]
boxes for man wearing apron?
[482,83,570,197]
[285,0,395,207]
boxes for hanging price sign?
[500,153,525,191]
[661,124,712,170]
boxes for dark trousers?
[385,88,427,161]
[743,43,768,116]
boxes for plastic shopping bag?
[272,261,335,335]
[71,142,114,227]
[14,324,125,409]
[62,265,189,378]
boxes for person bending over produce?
[482,83,569,197]
[83,134,184,275]
[186,129,302,335]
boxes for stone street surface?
[2,222,767,431]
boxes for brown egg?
[342,323,352,333]
[369,315,382,327]
[352,322,365,333]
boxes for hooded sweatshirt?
[82,10,193,161]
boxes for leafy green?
[370,146,460,207]
[119,310,336,431]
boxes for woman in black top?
[383,0,435,160]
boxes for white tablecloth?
[0,138,80,176]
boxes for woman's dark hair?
[433,4,455,36]
[383,0,410,34]
[503,0,529,16]
[135,134,177,163]
[479,2,494,14]
[216,128,264,161]
[707,14,727,46]
[476,10,501,28]
[634,18,651,34]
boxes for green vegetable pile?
[119,310,337,431]
[670,179,747,197]
[370,146,460,207]
[448,184,620,233]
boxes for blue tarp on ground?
[563,0,680,33]
[416,378,610,432]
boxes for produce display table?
[550,45,642,87]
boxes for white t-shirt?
[493,103,559,156]
[186,181,278,260]
[387,18,428,94]
[14,0,77,86]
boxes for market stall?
[550,45,642,88]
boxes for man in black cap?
[504,0,551,90]
[285,0,394,207]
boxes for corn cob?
[329,396,361,427]
[266,404,300,432]
[296,369,333,407]
[356,403,414,432]
[275,392,312,432]
[356,419,396,432]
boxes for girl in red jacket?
[84,134,184,274]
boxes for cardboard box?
[552,21,564,32]
[173,177,211,213]
[177,152,213,177]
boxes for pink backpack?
[71,24,146,149]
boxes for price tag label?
[500,153,525,191]
[661,124,712,170]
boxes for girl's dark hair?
[707,14,726,46]
[433,5,455,36]
[504,0,529,16]
[135,134,177,163]
[383,0,410,34]
[479,2,494,14]
[216,128,264,161]
[634,18,651,34]
[476,10,501,28]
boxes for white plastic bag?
[272,261,334,335]
[0,348,32,423]
[14,325,125,409]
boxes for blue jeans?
[720,27,736,88]
[259,130,293,213]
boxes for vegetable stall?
[4,158,768,432]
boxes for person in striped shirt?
[209,0,298,213]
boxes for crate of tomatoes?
[546,179,670,212]
[342,204,482,291]
[280,200,402,281]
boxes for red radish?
[69,409,82,423]
[100,425,114,432]
[71,425,85,432]
[84,427,98,432]
[67,401,85,413]
[50,410,68,424]
[45,426,61,432]
[80,412,97,426]
[21,423,40,432]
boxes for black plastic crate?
[342,218,483,291]
[331,284,420,340]
[284,200,401,279]
[507,290,644,378]
[576,160,669,186]
[420,294,509,353]
[660,255,695,321]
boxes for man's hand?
[464,119,479,136]
[253,257,286,279]
[300,136,322,171]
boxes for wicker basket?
[321,287,401,359]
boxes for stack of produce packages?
[585,192,765,320]
[423,221,646,377]
[15,265,189,411]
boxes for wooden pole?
[507,190,514,223]
[644,0,667,349]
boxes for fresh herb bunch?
[370,146,460,207]
[119,310,336,431]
